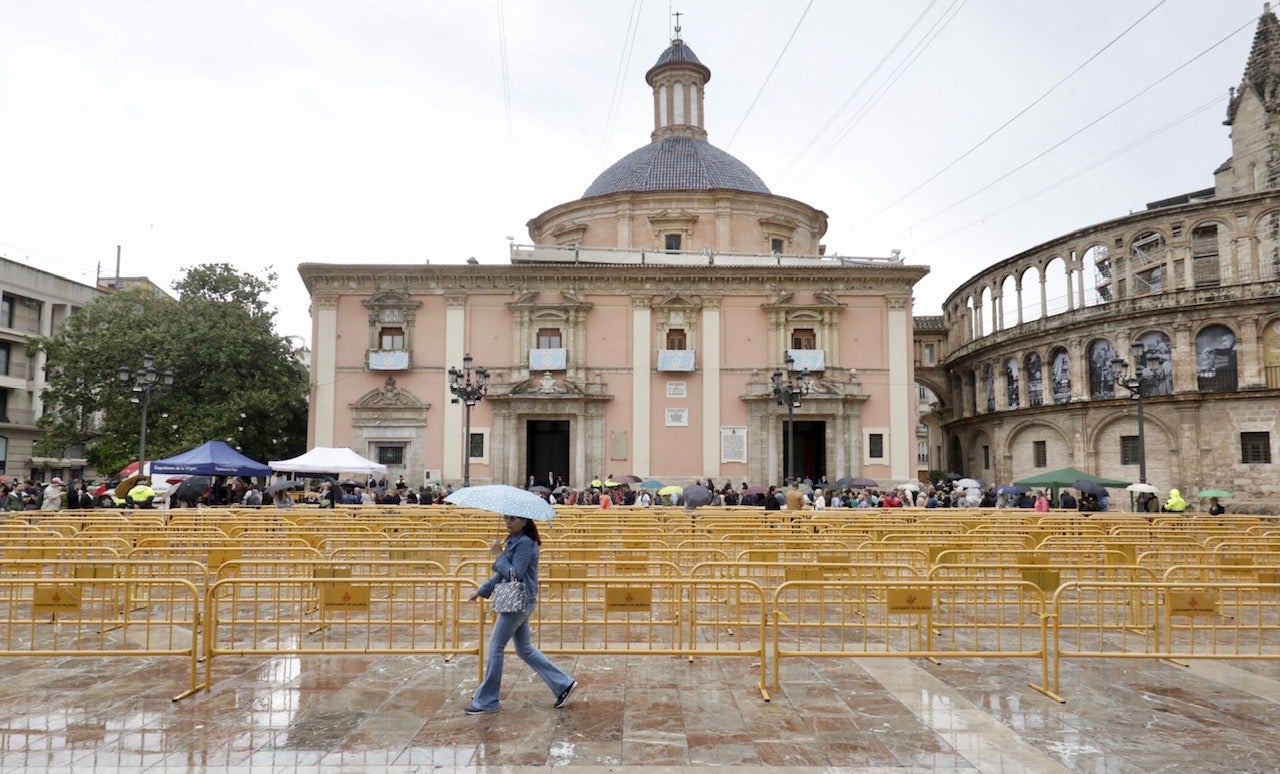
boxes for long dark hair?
[522,519,541,545]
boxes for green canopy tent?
[1013,467,1130,507]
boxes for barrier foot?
[757,682,771,702]
[307,624,328,635]
[443,654,454,663]
[1161,657,1190,667]
[97,623,124,634]
[172,682,207,702]
[925,657,942,665]
[1029,682,1065,703]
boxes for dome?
[583,135,771,198]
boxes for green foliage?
[32,264,309,475]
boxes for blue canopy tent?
[149,440,272,477]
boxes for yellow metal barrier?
[203,576,480,690]
[1051,580,1280,698]
[524,577,769,700]
[0,576,203,700]
[772,580,1056,700]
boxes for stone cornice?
[299,262,929,296]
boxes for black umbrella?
[339,479,362,487]
[530,485,551,494]
[1073,479,1109,497]
[170,476,212,504]
[682,484,714,510]
[621,474,644,483]
[266,480,302,494]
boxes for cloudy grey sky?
[0,0,1263,344]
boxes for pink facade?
[301,33,927,490]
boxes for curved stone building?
[937,10,1280,512]
[300,33,927,489]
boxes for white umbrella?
[444,484,556,521]
[955,478,982,490]
[1125,483,1158,494]
[897,481,922,492]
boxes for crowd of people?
[1,470,1218,516]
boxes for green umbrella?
[1196,489,1232,498]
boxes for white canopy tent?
[268,446,388,476]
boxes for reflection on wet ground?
[3,649,1280,772]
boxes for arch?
[1264,316,1280,389]
[1005,420,1072,481]
[1129,229,1168,296]
[1020,263,1043,322]
[965,294,977,342]
[1081,244,1111,306]
[1041,255,1067,317]
[1049,347,1071,404]
[1000,274,1018,331]
[980,286,994,339]
[964,427,994,479]
[1087,338,1117,399]
[1194,323,1238,393]
[1133,330,1173,397]
[1025,350,1044,407]
[1189,222,1225,288]
[1253,209,1280,281]
[1004,356,1020,410]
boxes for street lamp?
[116,354,174,479]
[1111,341,1150,484]
[770,354,814,484]
[448,354,489,488]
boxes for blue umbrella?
[1073,479,1109,497]
[444,484,556,521]
[639,479,665,489]
[995,485,1028,496]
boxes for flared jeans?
[471,601,573,710]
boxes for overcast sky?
[0,0,1263,344]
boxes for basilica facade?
[935,9,1280,512]
[300,35,926,489]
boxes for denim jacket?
[476,532,539,603]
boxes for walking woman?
[465,514,577,714]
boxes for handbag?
[490,569,526,613]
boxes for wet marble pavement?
[1,649,1280,772]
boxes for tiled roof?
[584,136,770,198]
[646,40,710,84]
[914,315,946,331]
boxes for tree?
[33,263,309,475]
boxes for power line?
[496,0,514,152]
[799,0,967,181]
[599,0,645,164]
[874,0,1169,219]
[907,13,1257,232]
[784,0,940,175]
[725,0,814,149]
[917,93,1226,249]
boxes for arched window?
[1005,357,1019,410]
[984,364,995,413]
[1134,331,1173,396]
[1264,318,1280,389]
[1025,352,1043,407]
[1049,348,1071,404]
[1196,324,1238,393]
[1087,339,1117,399]
[0,435,6,473]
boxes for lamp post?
[448,354,489,488]
[1111,341,1149,484]
[770,354,814,484]
[116,354,174,479]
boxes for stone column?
[701,298,722,477]
[313,297,339,446]
[442,296,467,483]
[887,297,912,479]
[631,296,652,477]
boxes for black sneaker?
[554,680,578,709]
[464,704,497,715]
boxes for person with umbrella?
[458,488,577,715]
